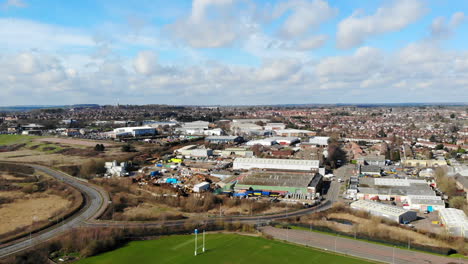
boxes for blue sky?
[0,0,467,105]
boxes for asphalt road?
[0,164,108,259]
[261,226,468,264]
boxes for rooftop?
[351,200,410,217]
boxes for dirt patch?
[0,144,26,152]
[0,191,24,199]
[57,148,100,157]
[0,194,71,235]
[35,138,116,147]
[0,174,23,181]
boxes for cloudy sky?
[0,0,467,105]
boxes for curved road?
[0,164,108,258]
[0,163,329,259]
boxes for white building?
[438,208,468,238]
[193,182,210,192]
[264,123,286,130]
[245,137,299,146]
[274,129,315,137]
[176,121,210,135]
[373,178,427,187]
[309,136,329,146]
[350,200,418,223]
[202,128,223,136]
[113,126,156,138]
[175,145,213,158]
[104,160,129,177]
[405,195,445,212]
[233,158,319,171]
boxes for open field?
[0,135,37,146]
[0,135,126,169]
[34,137,116,147]
[0,163,83,242]
[76,234,374,264]
[0,194,71,234]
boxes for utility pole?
[203,230,205,253]
[194,229,198,256]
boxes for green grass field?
[76,234,375,264]
[0,135,37,145]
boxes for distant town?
[0,104,467,263]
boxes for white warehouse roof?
[233,158,319,171]
[309,136,329,145]
[439,208,468,228]
[351,200,409,218]
[374,178,427,187]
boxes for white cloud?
[430,12,465,39]
[133,51,158,75]
[167,0,252,48]
[337,0,426,49]
[273,0,337,39]
[1,41,468,105]
[296,35,327,50]
[316,46,382,78]
[256,59,302,82]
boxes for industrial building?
[264,123,286,130]
[405,195,445,212]
[360,165,382,176]
[215,147,253,158]
[193,182,210,193]
[357,155,386,167]
[356,178,436,202]
[104,161,129,177]
[233,158,320,171]
[350,200,418,223]
[402,159,447,167]
[308,136,329,147]
[274,129,316,137]
[205,136,243,144]
[176,121,210,135]
[245,137,299,146]
[112,126,156,138]
[175,145,213,158]
[438,208,468,238]
[234,170,323,199]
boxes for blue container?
[261,191,270,196]
[156,164,163,167]
[166,178,177,184]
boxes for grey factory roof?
[205,136,240,140]
[361,165,381,173]
[351,200,410,217]
[238,170,316,188]
[358,185,435,197]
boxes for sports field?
[76,234,375,264]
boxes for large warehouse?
[438,208,468,238]
[112,126,156,138]
[234,170,323,199]
[233,158,319,171]
[350,200,418,223]
[356,178,436,202]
